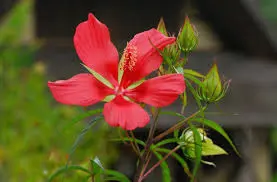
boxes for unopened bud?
[157,17,168,36]
[200,64,230,102]
[157,18,180,64]
[177,16,198,53]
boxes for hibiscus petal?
[125,74,185,107]
[103,96,150,130]
[48,73,113,106]
[74,13,119,86]
[120,29,175,87]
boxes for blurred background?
[0,0,277,181]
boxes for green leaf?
[67,116,103,164]
[188,123,202,182]
[153,151,171,182]
[155,148,192,177]
[184,69,205,78]
[65,109,103,129]
[174,66,184,74]
[90,157,104,173]
[184,73,204,87]
[160,110,185,119]
[154,138,180,148]
[182,90,187,109]
[0,0,32,45]
[103,169,131,182]
[201,160,216,167]
[174,129,180,139]
[201,142,227,156]
[83,175,92,182]
[192,118,240,156]
[90,157,105,182]
[185,80,202,109]
[111,137,146,146]
[89,157,131,182]
[47,165,92,182]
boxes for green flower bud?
[177,16,198,53]
[157,18,181,65]
[200,64,230,103]
[179,128,227,158]
[157,17,168,37]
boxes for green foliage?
[49,157,130,182]
[192,118,239,156]
[0,1,118,181]
[153,151,171,182]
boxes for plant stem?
[133,108,160,182]
[125,131,141,158]
[153,109,203,143]
[139,145,180,181]
[130,131,141,158]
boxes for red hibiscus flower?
[48,13,185,130]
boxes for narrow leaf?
[67,116,103,165]
[66,109,102,128]
[154,138,180,148]
[48,165,92,182]
[185,79,202,109]
[111,137,146,147]
[184,73,204,87]
[155,148,192,177]
[103,169,131,182]
[201,160,216,167]
[192,118,240,156]
[189,123,202,182]
[153,151,171,182]
[160,110,185,119]
[184,69,205,78]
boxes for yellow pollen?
[120,43,138,71]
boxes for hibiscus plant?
[47,14,239,182]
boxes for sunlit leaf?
[201,160,216,167]
[184,69,205,78]
[201,142,227,156]
[184,73,203,87]
[192,118,240,156]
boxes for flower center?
[114,86,125,96]
[119,43,138,72]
